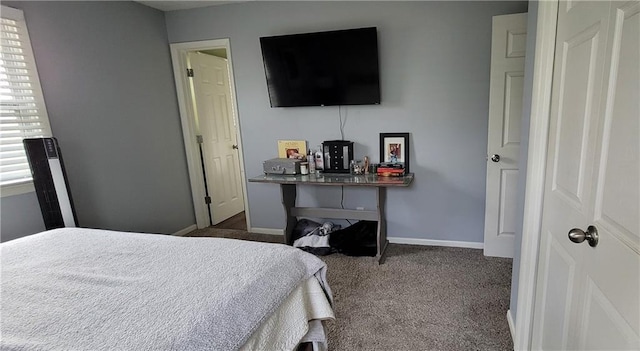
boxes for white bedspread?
[241,277,334,350]
[0,228,332,350]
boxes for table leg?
[281,184,297,245]
[376,187,389,264]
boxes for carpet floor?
[185,228,514,351]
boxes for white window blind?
[0,6,51,187]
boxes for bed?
[0,228,334,350]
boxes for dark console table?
[248,173,414,264]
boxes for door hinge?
[204,196,211,204]
[196,135,203,144]
[186,68,194,77]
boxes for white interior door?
[484,13,527,258]
[188,52,245,225]
[532,1,639,349]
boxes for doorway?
[170,39,250,231]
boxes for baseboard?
[240,229,481,248]
[173,225,282,236]
[507,309,515,344]
[172,224,197,236]
[250,227,284,236]
[388,236,484,249]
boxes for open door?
[187,52,245,225]
[531,1,639,349]
[170,39,251,231]
[484,13,527,258]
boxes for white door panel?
[189,52,245,224]
[594,1,640,250]
[503,72,524,147]
[536,233,578,350]
[498,169,519,237]
[533,1,609,347]
[506,27,527,58]
[551,21,603,209]
[484,13,527,258]
[579,277,639,350]
[586,0,640,343]
[532,1,640,350]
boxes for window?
[0,6,52,194]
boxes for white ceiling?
[135,1,244,12]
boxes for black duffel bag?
[329,220,377,257]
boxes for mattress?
[0,228,333,350]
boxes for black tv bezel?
[259,27,381,108]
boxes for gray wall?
[0,1,194,241]
[0,192,45,242]
[165,1,528,242]
[509,0,538,321]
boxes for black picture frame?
[379,132,410,173]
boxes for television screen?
[260,27,381,107]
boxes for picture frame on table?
[277,140,307,159]
[379,133,410,173]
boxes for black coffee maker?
[322,140,354,173]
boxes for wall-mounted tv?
[259,27,381,108]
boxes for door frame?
[169,39,251,230]
[513,0,559,349]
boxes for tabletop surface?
[249,173,414,187]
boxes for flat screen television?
[259,27,381,107]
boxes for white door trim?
[513,1,558,349]
[169,39,251,231]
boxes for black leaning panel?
[24,138,65,230]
